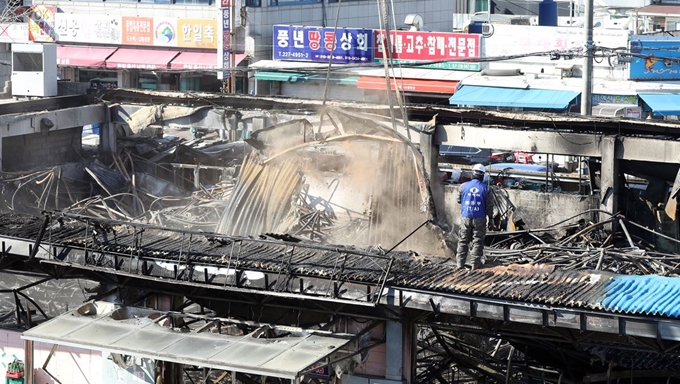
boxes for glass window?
[245,0,261,6]
[269,0,320,5]
[174,0,213,4]
[13,52,42,72]
[79,70,119,89]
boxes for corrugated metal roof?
[395,263,612,309]
[9,213,680,320]
[598,275,680,317]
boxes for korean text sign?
[178,19,217,49]
[373,30,480,63]
[122,16,153,46]
[273,25,373,64]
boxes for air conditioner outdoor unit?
[11,43,58,97]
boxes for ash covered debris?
[0,126,247,232]
[483,209,680,276]
[214,107,451,256]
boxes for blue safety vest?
[460,179,488,219]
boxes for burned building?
[0,89,679,383]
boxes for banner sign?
[0,23,29,43]
[630,37,680,80]
[273,25,373,64]
[374,30,480,70]
[217,8,230,79]
[484,24,629,67]
[55,14,122,45]
[28,5,56,42]
[52,14,217,49]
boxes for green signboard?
[374,59,480,71]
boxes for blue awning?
[449,85,580,110]
[639,94,680,116]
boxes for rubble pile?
[485,211,680,276]
[0,104,679,276]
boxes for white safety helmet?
[472,163,486,175]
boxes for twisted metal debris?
[485,209,680,276]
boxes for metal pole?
[580,0,594,115]
[24,339,34,384]
[229,3,235,94]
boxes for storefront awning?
[23,301,354,380]
[357,76,458,94]
[449,85,580,109]
[255,71,359,85]
[254,71,309,82]
[106,48,180,70]
[170,52,248,70]
[635,4,680,16]
[57,46,117,67]
[639,93,680,116]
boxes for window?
[174,0,213,5]
[269,0,320,5]
[13,52,42,72]
[245,0,261,6]
[139,0,173,4]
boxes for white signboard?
[55,14,122,45]
[153,17,177,47]
[0,23,28,43]
[484,24,629,66]
[624,106,641,119]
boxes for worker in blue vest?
[456,164,494,270]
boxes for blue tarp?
[639,94,680,117]
[449,85,580,110]
[487,163,551,172]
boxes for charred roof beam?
[439,124,680,164]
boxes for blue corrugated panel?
[599,275,680,317]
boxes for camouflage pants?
[456,217,486,269]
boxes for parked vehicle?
[439,146,513,165]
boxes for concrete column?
[600,136,618,216]
[385,320,403,381]
[24,339,34,384]
[419,129,443,220]
[100,104,116,156]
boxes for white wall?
[247,0,463,62]
[280,81,368,102]
[32,1,216,19]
